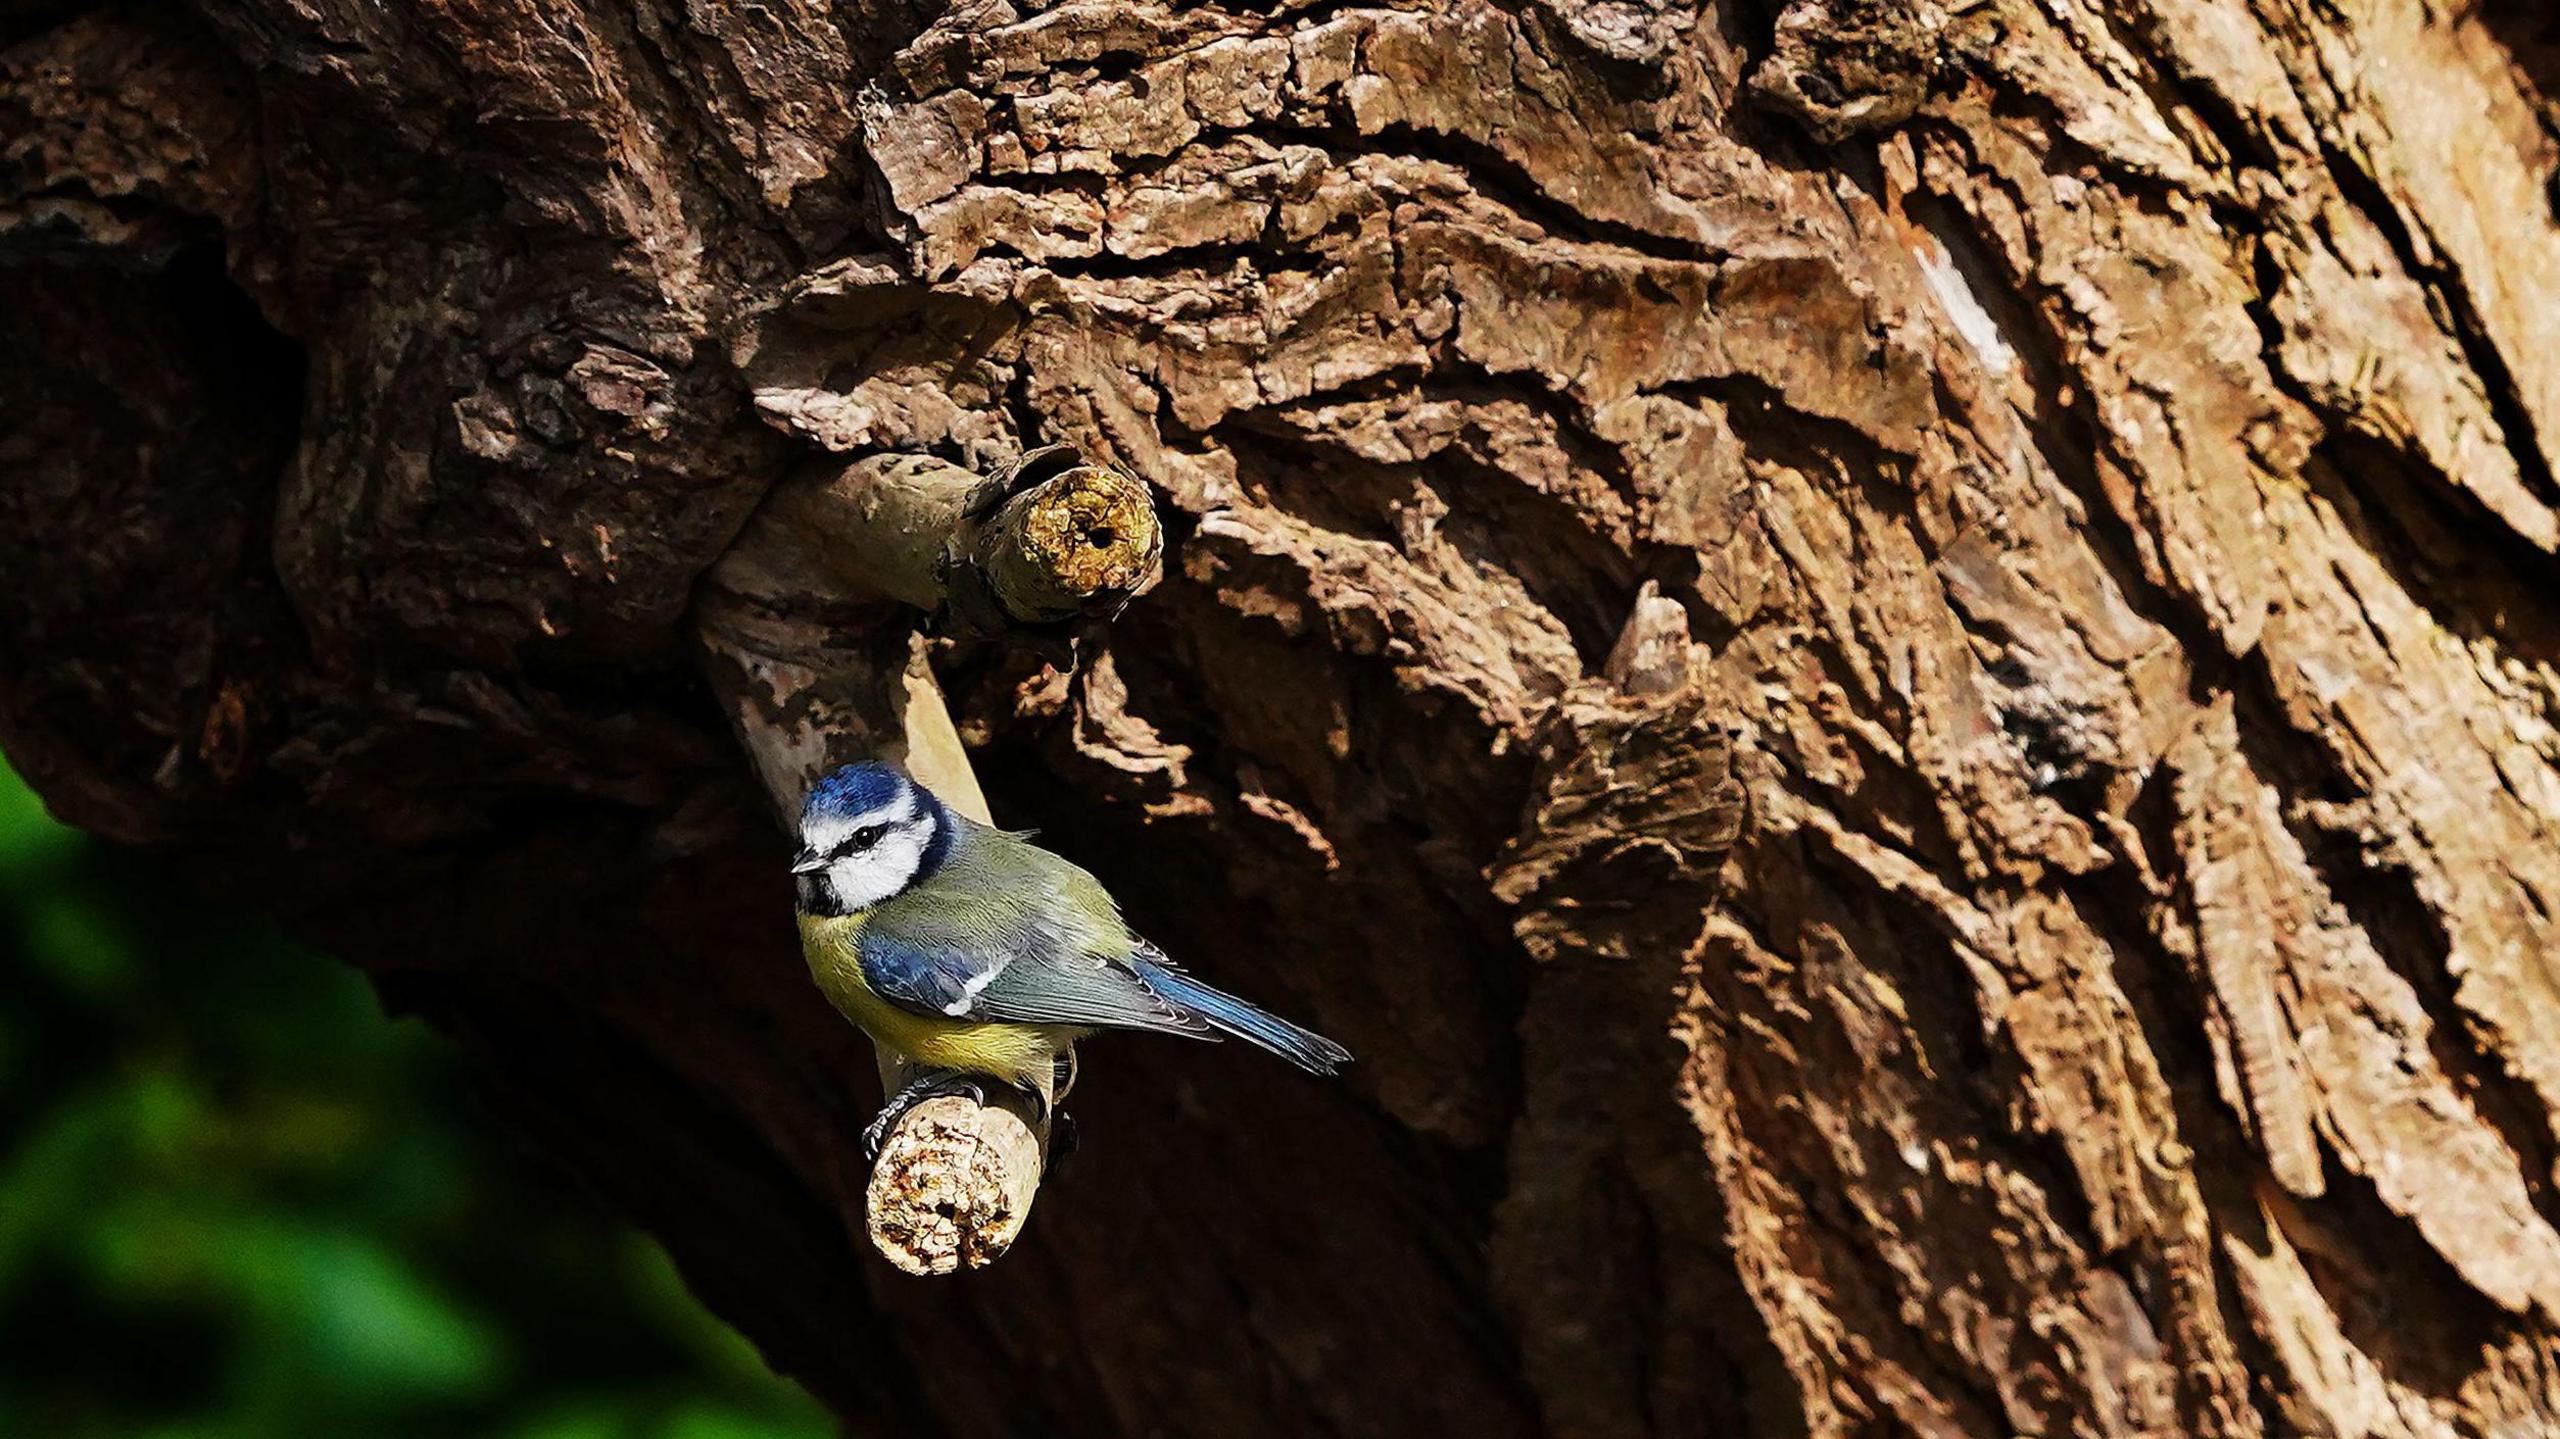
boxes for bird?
[791,761,1349,1155]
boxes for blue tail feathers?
[1131,955,1351,1076]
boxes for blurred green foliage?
[0,761,835,1439]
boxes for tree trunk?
[9,0,2560,1433]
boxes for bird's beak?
[790,848,827,874]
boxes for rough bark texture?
[8,1,2560,1435]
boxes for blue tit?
[791,762,1348,1148]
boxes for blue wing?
[1127,948,1349,1075]
[856,922,1211,1036]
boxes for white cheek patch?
[824,818,934,912]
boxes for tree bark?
[8,0,2560,1434]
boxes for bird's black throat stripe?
[796,870,847,917]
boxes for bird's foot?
[1008,1075,1051,1125]
[859,1069,1076,1171]
[995,1076,1077,1175]
[1048,1110,1079,1173]
[862,1070,988,1161]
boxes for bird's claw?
[1049,1110,1079,1174]
[861,1070,989,1161]
[857,1069,1077,1173]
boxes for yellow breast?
[796,912,1066,1088]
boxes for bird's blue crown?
[803,761,914,824]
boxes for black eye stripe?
[829,824,888,858]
